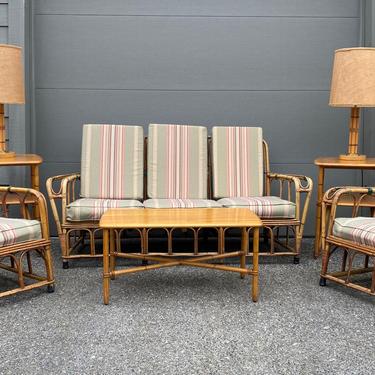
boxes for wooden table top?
[0,154,43,166]
[315,157,375,168]
[100,208,263,229]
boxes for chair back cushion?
[147,124,208,199]
[81,124,144,200]
[212,126,263,198]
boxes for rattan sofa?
[47,124,313,268]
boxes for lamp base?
[0,150,16,159]
[339,153,366,161]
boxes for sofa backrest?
[80,124,144,200]
[211,126,263,198]
[147,124,208,199]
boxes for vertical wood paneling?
[31,1,364,235]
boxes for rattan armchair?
[0,186,54,298]
[320,186,375,296]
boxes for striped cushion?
[147,124,208,199]
[81,124,144,200]
[66,198,144,222]
[144,199,221,209]
[0,218,42,247]
[212,126,263,198]
[218,197,296,219]
[333,217,375,247]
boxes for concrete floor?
[0,239,374,375]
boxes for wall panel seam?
[34,14,359,19]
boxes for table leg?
[110,229,116,280]
[240,227,248,279]
[252,227,260,302]
[31,165,40,218]
[314,166,325,258]
[103,228,110,305]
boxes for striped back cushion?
[212,126,263,198]
[81,124,144,199]
[147,124,208,199]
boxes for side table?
[314,157,375,257]
[0,154,42,190]
[0,154,43,207]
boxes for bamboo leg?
[314,167,325,257]
[167,229,172,255]
[110,229,116,280]
[31,165,40,219]
[371,264,375,294]
[103,229,110,305]
[252,227,260,302]
[240,227,248,279]
[26,252,33,274]
[341,250,348,272]
[17,258,25,289]
[364,255,369,269]
[320,243,331,286]
[218,227,224,254]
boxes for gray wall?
[0,0,27,185]
[31,0,366,235]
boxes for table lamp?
[0,44,25,159]
[329,47,375,161]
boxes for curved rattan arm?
[46,173,80,235]
[266,173,313,193]
[0,186,50,240]
[323,186,375,239]
[265,172,313,241]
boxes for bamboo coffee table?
[100,208,263,304]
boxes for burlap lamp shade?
[329,48,375,161]
[0,44,25,158]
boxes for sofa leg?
[319,277,327,287]
[293,256,300,264]
[47,284,55,293]
[63,260,69,269]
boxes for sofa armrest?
[266,172,313,226]
[0,186,50,241]
[46,173,80,235]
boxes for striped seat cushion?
[217,197,296,219]
[144,199,221,209]
[333,217,375,247]
[0,218,42,247]
[81,124,144,200]
[212,126,263,198]
[147,124,208,199]
[66,198,144,222]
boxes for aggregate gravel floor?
[0,239,374,375]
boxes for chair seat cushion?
[0,218,42,247]
[143,199,222,209]
[66,198,144,222]
[333,217,375,247]
[217,196,296,219]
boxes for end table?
[314,157,375,257]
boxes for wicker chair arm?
[322,186,375,243]
[46,173,80,197]
[266,172,313,225]
[0,186,50,239]
[267,172,313,192]
[46,173,80,233]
